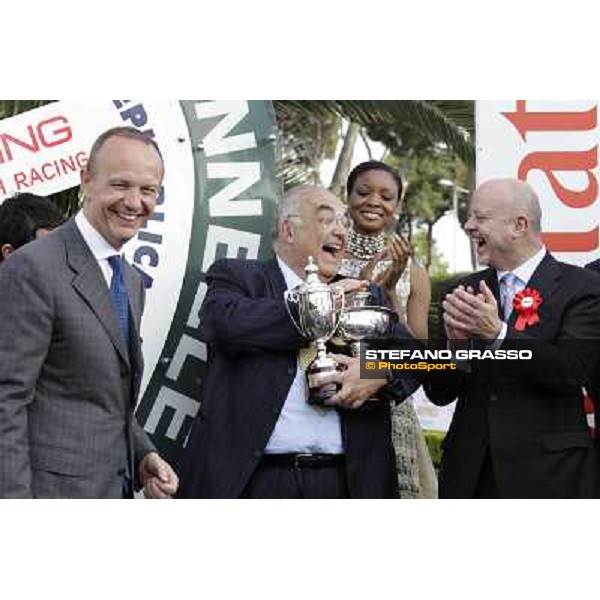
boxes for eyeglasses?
[318,212,351,229]
[286,211,351,230]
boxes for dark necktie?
[108,255,133,494]
[107,255,130,342]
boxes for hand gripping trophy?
[284,257,344,406]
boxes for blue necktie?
[107,255,130,342]
[499,272,521,320]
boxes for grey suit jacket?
[0,219,155,498]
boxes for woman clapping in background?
[339,161,437,499]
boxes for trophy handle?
[331,285,346,336]
[284,290,305,337]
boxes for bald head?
[465,178,544,270]
[475,178,542,233]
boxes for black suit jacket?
[425,253,600,498]
[585,258,600,275]
[177,257,417,498]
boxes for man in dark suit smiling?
[178,185,416,498]
[426,178,600,498]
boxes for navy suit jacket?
[177,257,418,498]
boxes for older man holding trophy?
[178,185,420,499]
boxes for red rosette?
[512,287,542,331]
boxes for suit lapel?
[507,252,560,329]
[264,257,288,299]
[523,252,561,298]
[61,220,131,368]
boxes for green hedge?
[428,271,473,341]
[423,273,473,471]
[424,429,445,471]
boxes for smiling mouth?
[360,210,383,220]
[470,234,487,252]
[111,210,144,224]
[322,243,343,260]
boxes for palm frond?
[274,100,475,167]
[427,100,475,136]
[0,100,51,119]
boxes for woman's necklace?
[346,224,386,261]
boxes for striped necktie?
[499,272,520,320]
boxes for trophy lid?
[305,256,319,283]
[300,256,329,291]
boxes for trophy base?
[306,360,340,406]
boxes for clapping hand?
[360,234,411,292]
[443,281,503,340]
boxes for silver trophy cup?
[284,256,344,405]
[339,291,397,356]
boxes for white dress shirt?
[493,245,547,345]
[264,257,343,454]
[74,211,120,286]
[496,245,547,300]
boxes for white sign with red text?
[476,100,600,266]
[0,100,196,401]
[0,101,280,460]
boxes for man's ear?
[79,167,91,198]
[1,244,15,260]
[515,215,528,234]
[280,218,295,244]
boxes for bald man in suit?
[426,179,600,498]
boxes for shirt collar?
[75,211,120,261]
[497,245,547,285]
[277,255,304,291]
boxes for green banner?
[135,100,280,467]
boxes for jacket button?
[287,365,296,375]
[272,406,279,415]
[489,392,498,402]
[253,449,262,458]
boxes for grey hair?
[273,184,316,244]
[272,185,325,243]
[276,185,318,226]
